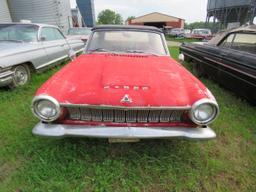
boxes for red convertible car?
[31,25,219,141]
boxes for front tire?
[10,64,31,88]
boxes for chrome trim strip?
[204,56,256,80]
[182,51,204,63]
[60,103,192,110]
[0,76,13,87]
[32,122,216,140]
[0,70,14,78]
[36,55,68,70]
[75,48,84,54]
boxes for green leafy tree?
[126,16,136,21]
[115,13,123,24]
[97,9,123,25]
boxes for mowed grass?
[0,48,256,192]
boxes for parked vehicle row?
[180,25,256,105]
[2,23,255,142]
[166,28,213,40]
[0,23,87,88]
[31,25,219,142]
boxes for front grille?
[65,106,189,123]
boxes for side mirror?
[40,36,46,41]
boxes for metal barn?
[0,0,12,23]
[7,0,72,33]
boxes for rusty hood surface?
[36,53,214,107]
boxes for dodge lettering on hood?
[31,25,219,141]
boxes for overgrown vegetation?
[0,48,255,192]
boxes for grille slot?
[66,106,188,123]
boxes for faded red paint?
[191,34,213,40]
[36,53,215,107]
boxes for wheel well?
[14,62,36,73]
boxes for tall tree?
[97,9,123,25]
[115,13,123,25]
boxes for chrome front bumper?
[32,122,216,140]
[0,70,14,87]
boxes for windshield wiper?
[125,50,159,56]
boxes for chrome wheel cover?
[14,66,29,85]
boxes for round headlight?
[190,99,219,125]
[32,95,61,122]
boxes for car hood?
[36,53,214,107]
[0,41,39,58]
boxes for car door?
[216,32,256,101]
[40,27,70,63]
[195,34,235,81]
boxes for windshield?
[200,30,210,35]
[68,28,91,35]
[197,30,211,35]
[87,30,166,55]
[0,24,39,42]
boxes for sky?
[70,0,208,23]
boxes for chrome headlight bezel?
[189,98,219,125]
[32,95,61,122]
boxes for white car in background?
[169,28,184,37]
[67,27,92,44]
[184,29,192,38]
[0,23,84,88]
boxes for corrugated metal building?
[128,12,185,29]
[76,0,96,27]
[0,0,12,23]
[7,0,72,33]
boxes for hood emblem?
[121,94,132,103]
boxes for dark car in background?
[180,25,256,105]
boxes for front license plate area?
[108,138,140,143]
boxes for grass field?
[165,36,200,43]
[0,48,256,192]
